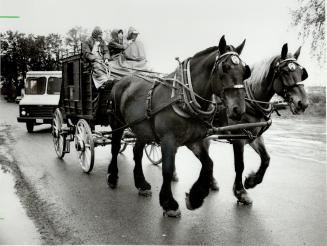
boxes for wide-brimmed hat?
[128,26,139,35]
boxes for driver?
[82,26,111,89]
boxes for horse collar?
[244,80,273,119]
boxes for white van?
[17,71,62,132]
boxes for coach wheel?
[75,119,94,173]
[145,143,162,165]
[52,108,66,159]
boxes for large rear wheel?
[75,119,94,173]
[52,109,66,159]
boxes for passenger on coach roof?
[108,29,128,58]
[124,27,147,63]
[82,26,111,89]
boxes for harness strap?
[107,96,181,136]
[244,80,273,119]
[145,80,161,142]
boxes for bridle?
[210,51,246,95]
[272,57,305,99]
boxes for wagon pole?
[207,119,272,136]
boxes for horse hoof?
[138,189,152,197]
[244,172,257,189]
[236,192,253,205]
[107,174,118,189]
[163,209,181,218]
[185,193,195,210]
[237,198,253,206]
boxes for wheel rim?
[145,143,162,165]
[52,109,65,158]
[75,119,94,173]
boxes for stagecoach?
[51,54,163,173]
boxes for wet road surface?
[0,97,326,245]
[0,167,41,244]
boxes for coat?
[82,37,110,62]
[108,29,127,57]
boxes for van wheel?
[26,121,34,133]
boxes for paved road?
[0,97,326,245]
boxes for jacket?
[82,37,110,62]
[108,29,127,57]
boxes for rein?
[244,80,274,118]
[108,51,246,136]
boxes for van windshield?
[47,77,62,95]
[25,77,46,95]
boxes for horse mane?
[245,55,279,85]
[246,53,296,85]
[193,46,218,58]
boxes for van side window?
[47,77,62,95]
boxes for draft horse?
[212,43,309,204]
[108,36,251,217]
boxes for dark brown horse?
[108,36,251,217]
[211,43,309,205]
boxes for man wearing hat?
[82,26,111,89]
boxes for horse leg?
[107,127,124,189]
[244,136,270,189]
[186,140,213,210]
[160,135,180,217]
[172,167,179,182]
[133,140,152,196]
[233,140,253,205]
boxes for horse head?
[211,36,251,121]
[272,43,309,114]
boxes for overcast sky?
[0,0,325,85]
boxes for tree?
[65,26,89,54]
[291,0,325,65]
[45,33,63,70]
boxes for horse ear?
[294,46,302,59]
[218,35,226,54]
[235,39,246,55]
[281,43,288,59]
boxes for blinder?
[211,51,247,92]
[244,65,251,80]
[302,67,308,80]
